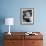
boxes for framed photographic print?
[20,8,34,25]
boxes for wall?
[0,0,46,46]
[0,0,46,32]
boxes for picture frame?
[20,8,34,25]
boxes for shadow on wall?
[0,33,4,46]
[0,16,5,31]
[0,16,5,46]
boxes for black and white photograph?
[20,8,34,24]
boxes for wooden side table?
[4,32,43,46]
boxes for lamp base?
[8,32,11,35]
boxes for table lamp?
[5,18,14,35]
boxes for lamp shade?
[5,18,14,25]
